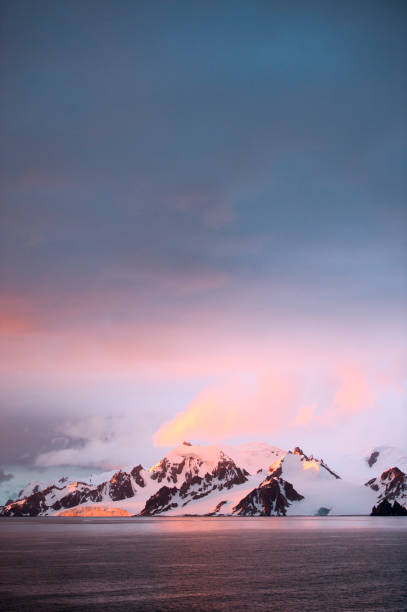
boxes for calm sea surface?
[0,516,406,611]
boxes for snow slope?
[224,442,286,474]
[281,452,376,516]
[365,446,407,474]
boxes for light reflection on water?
[5,514,407,531]
[0,516,406,611]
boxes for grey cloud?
[0,409,86,468]
[0,468,13,483]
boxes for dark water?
[0,517,406,611]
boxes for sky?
[0,0,406,503]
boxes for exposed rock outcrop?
[291,447,340,479]
[140,486,179,516]
[233,477,304,516]
[371,499,407,516]
[367,451,379,468]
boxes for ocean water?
[0,516,406,611]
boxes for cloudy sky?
[1,0,406,502]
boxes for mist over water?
[0,517,406,611]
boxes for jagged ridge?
[1,466,145,517]
[1,442,406,518]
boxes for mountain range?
[1,442,406,517]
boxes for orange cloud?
[153,385,246,446]
[293,403,317,426]
[153,363,392,447]
[153,375,302,446]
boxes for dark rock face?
[366,479,379,492]
[392,501,407,516]
[108,471,134,501]
[367,451,380,468]
[179,474,202,496]
[2,488,55,517]
[151,457,188,484]
[212,459,248,489]
[140,486,178,516]
[378,467,406,502]
[371,499,407,516]
[233,477,304,516]
[268,464,282,478]
[131,465,145,488]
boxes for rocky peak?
[287,447,340,479]
[149,445,243,487]
[233,477,304,517]
[140,450,249,515]
[108,470,134,501]
[293,446,309,459]
[365,466,406,509]
[381,467,405,482]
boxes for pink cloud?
[153,362,404,447]
[153,375,304,446]
[330,367,374,415]
[293,403,317,426]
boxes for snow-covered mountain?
[365,467,407,516]
[328,444,407,486]
[224,442,285,474]
[1,441,406,517]
[1,465,150,517]
[231,447,375,516]
[141,444,249,516]
[0,443,265,517]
